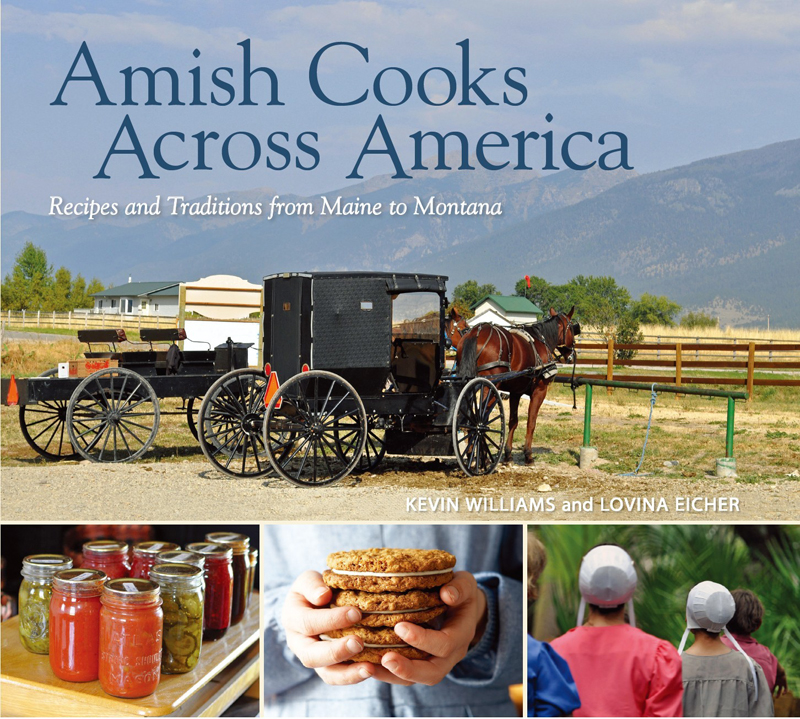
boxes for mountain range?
[3,139,800,327]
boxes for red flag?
[525,275,531,289]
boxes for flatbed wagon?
[2,328,251,463]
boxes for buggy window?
[391,293,440,340]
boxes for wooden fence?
[2,310,179,333]
[574,337,800,396]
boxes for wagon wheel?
[357,415,386,472]
[264,370,367,488]
[19,368,80,461]
[66,368,160,463]
[198,369,270,478]
[452,377,506,476]
[186,396,202,440]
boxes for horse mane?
[522,315,561,350]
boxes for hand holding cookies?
[381,570,488,686]
[282,570,377,685]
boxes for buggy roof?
[263,271,448,295]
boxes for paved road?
[2,460,797,523]
[1,330,79,342]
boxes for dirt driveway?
[2,456,797,523]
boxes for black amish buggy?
[1,328,251,463]
[195,271,510,485]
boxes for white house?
[92,281,182,317]
[469,294,542,326]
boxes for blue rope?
[618,383,658,476]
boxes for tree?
[681,311,718,329]
[565,275,631,337]
[1,242,53,311]
[451,280,498,317]
[630,294,682,327]
[514,275,552,309]
[50,267,73,312]
[614,312,644,360]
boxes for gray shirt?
[262,525,523,717]
[682,651,774,717]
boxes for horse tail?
[458,334,478,378]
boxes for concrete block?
[579,446,599,470]
[716,457,737,478]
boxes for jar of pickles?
[187,542,233,641]
[149,564,204,674]
[19,554,73,654]
[156,549,205,572]
[82,541,130,579]
[50,569,106,682]
[205,533,250,626]
[247,549,258,608]
[130,541,180,579]
[99,578,163,698]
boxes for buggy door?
[263,275,312,380]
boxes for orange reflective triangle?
[7,375,19,406]
[264,371,282,410]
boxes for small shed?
[469,294,542,326]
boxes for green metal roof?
[471,294,542,315]
[92,282,181,298]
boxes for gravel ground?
[2,456,797,523]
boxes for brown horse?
[445,306,579,464]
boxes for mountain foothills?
[3,139,799,326]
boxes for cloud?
[623,0,800,45]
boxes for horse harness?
[472,323,514,373]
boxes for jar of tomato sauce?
[50,569,106,681]
[99,578,163,698]
[130,541,180,579]
[204,533,250,626]
[156,550,205,572]
[149,564,204,674]
[19,554,73,654]
[247,549,258,607]
[187,542,233,641]
[83,541,130,579]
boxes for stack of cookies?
[321,548,456,663]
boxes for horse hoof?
[503,449,514,464]
[524,453,535,465]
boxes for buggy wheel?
[198,369,270,478]
[264,370,367,488]
[66,368,160,463]
[357,415,386,472]
[19,368,80,461]
[186,396,202,440]
[453,377,506,476]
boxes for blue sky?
[3,0,800,213]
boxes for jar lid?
[53,568,106,592]
[22,554,73,578]
[103,577,160,599]
[205,532,250,552]
[84,540,128,555]
[133,541,180,555]
[150,563,204,584]
[157,550,205,567]
[187,542,233,558]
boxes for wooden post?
[606,338,614,394]
[675,343,682,386]
[52,311,56,328]
[746,342,755,401]
[37,310,41,327]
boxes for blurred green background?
[529,525,800,695]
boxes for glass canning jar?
[247,549,259,608]
[130,541,180,579]
[99,578,163,698]
[82,541,130,579]
[50,568,106,681]
[205,533,250,626]
[187,542,233,641]
[19,554,73,654]
[149,563,204,674]
[155,550,206,571]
